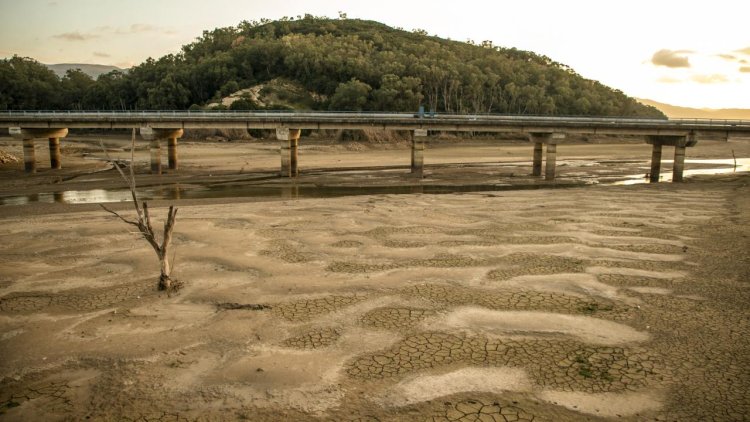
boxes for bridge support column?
[140,128,184,174]
[23,139,36,173]
[277,128,301,177]
[649,142,663,183]
[150,140,162,174]
[646,134,696,183]
[528,132,565,181]
[167,137,178,170]
[48,138,61,169]
[545,143,557,181]
[412,129,427,177]
[9,128,69,173]
[673,145,686,183]
[532,142,543,176]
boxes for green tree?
[329,78,371,111]
[60,69,95,109]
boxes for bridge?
[2,111,749,182]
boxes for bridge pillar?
[649,142,663,183]
[9,127,69,173]
[673,145,687,183]
[532,142,543,176]
[140,128,184,174]
[277,128,301,177]
[545,144,557,181]
[412,129,427,177]
[528,132,565,180]
[23,139,36,173]
[48,138,61,169]
[646,134,696,183]
[168,137,179,170]
[149,140,162,174]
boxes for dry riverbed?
[0,135,749,421]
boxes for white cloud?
[651,49,692,68]
[53,31,98,41]
[691,74,729,84]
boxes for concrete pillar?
[412,129,427,176]
[528,132,564,181]
[9,128,68,173]
[276,128,301,177]
[139,128,183,174]
[23,139,36,173]
[532,142,543,176]
[48,137,61,169]
[673,145,686,183]
[646,134,695,183]
[168,137,178,170]
[290,137,299,177]
[150,139,162,174]
[649,142,663,183]
[545,143,557,181]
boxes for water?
[1,158,747,206]
[613,158,749,185]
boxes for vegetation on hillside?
[0,15,664,118]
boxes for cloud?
[691,74,729,84]
[93,51,111,58]
[717,54,737,61]
[54,24,175,44]
[94,24,175,36]
[740,66,750,73]
[53,31,99,41]
[651,49,692,68]
[736,46,750,55]
[656,76,682,84]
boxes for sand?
[0,135,749,421]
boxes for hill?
[637,98,750,120]
[1,16,663,118]
[45,63,123,79]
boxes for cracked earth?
[1,175,748,421]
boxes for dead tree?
[100,129,180,291]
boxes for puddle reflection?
[2,158,747,206]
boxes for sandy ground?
[0,135,749,421]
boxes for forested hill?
[1,16,664,118]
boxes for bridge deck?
[2,111,750,137]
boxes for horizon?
[1,0,748,109]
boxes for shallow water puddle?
[1,158,747,206]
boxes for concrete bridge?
[2,111,749,182]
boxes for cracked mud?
[1,171,748,421]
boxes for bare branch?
[161,206,178,251]
[143,202,156,238]
[99,139,131,186]
[99,203,139,227]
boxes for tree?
[100,130,180,292]
[329,78,371,111]
[60,69,94,110]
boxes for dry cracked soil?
[0,138,748,421]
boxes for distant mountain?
[637,98,750,120]
[45,63,123,79]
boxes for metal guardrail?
[1,110,749,131]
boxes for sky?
[0,0,748,109]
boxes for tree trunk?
[158,254,171,290]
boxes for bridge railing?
[0,110,748,128]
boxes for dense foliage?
[0,16,664,118]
